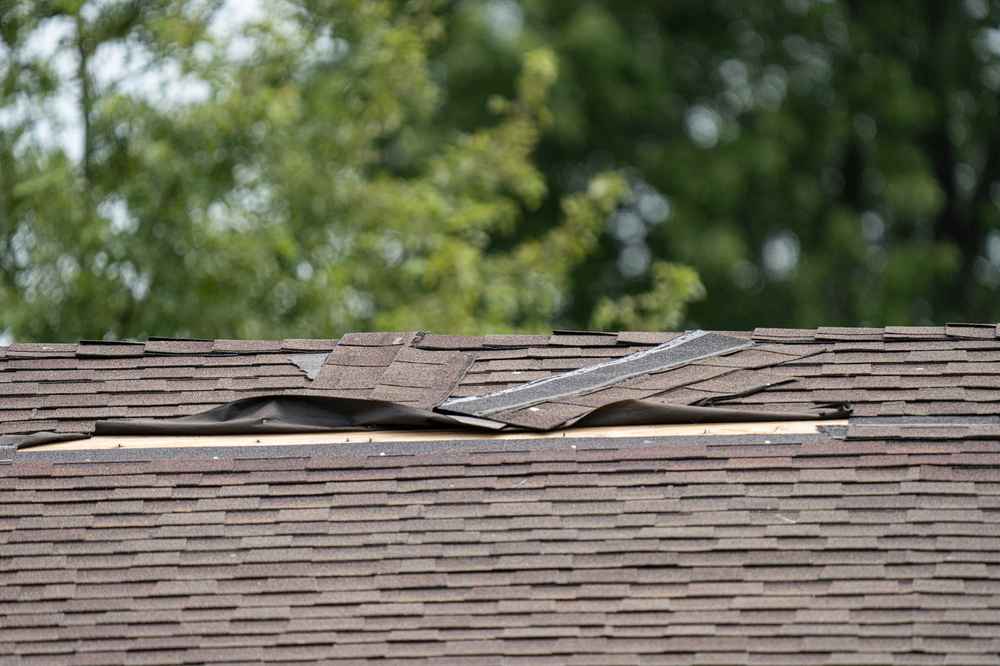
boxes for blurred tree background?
[2,0,1000,341]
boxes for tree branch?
[75,13,93,193]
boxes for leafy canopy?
[0,0,704,340]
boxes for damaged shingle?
[440,331,751,419]
[287,353,329,380]
[5,325,1000,444]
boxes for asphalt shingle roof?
[3,325,1000,665]
[9,324,1000,440]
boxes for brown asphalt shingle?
[3,436,1000,664]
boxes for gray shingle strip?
[439,331,752,418]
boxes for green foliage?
[0,0,703,340]
[434,0,1000,328]
[5,0,1000,341]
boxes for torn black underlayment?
[439,330,752,418]
[7,396,507,450]
[574,401,851,428]
[6,394,851,452]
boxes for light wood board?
[31,420,847,451]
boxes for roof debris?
[4,325,1000,445]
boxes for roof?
[6,324,1000,442]
[3,325,1000,664]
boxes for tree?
[0,0,705,340]
[433,0,1000,328]
[7,1,999,341]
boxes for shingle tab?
[945,323,996,339]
